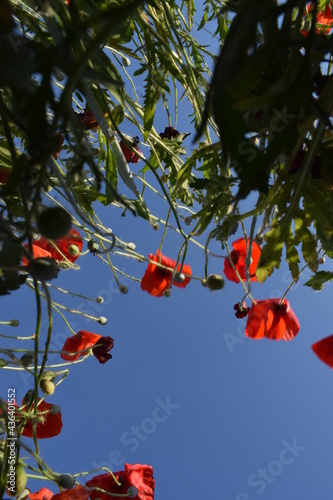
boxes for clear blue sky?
[2,4,333,500]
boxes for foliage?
[1,0,333,497]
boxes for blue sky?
[2,3,333,500]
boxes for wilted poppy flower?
[28,487,54,500]
[141,250,192,297]
[245,298,300,341]
[159,126,190,141]
[224,238,261,283]
[234,302,250,319]
[86,463,155,500]
[312,335,333,368]
[53,486,89,500]
[32,229,83,264]
[61,330,114,364]
[21,398,63,439]
[119,137,142,163]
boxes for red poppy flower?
[245,299,300,341]
[159,126,190,141]
[21,399,63,439]
[29,488,54,500]
[86,463,155,500]
[32,229,83,264]
[119,137,142,163]
[140,250,192,297]
[312,335,333,368]
[22,245,52,266]
[53,486,89,500]
[223,238,261,283]
[61,330,114,364]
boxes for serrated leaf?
[304,270,333,288]
[143,73,157,140]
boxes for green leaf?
[143,72,157,140]
[105,142,118,204]
[304,270,333,290]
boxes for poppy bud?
[152,223,159,231]
[127,242,136,250]
[20,353,34,367]
[122,56,131,66]
[96,296,104,303]
[98,316,108,325]
[119,285,128,294]
[319,256,326,264]
[56,473,75,489]
[207,274,225,291]
[40,370,56,382]
[127,487,138,498]
[23,390,34,404]
[174,272,185,283]
[39,379,55,396]
[27,257,60,281]
[37,207,72,240]
[8,463,27,496]
[163,289,171,297]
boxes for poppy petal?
[312,335,333,368]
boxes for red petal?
[312,335,333,368]
[21,399,63,439]
[61,331,101,361]
[53,486,89,500]
[29,488,54,500]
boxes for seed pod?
[27,257,60,281]
[174,273,185,284]
[20,353,34,367]
[88,240,99,254]
[119,285,128,294]
[207,274,225,291]
[127,487,138,498]
[37,207,72,240]
[56,473,75,489]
